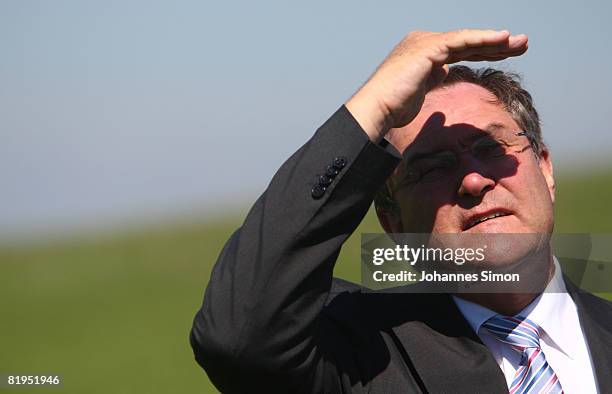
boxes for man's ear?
[538,147,555,204]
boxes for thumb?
[426,64,449,91]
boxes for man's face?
[381,82,555,236]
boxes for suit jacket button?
[311,184,326,199]
[333,156,347,169]
[318,174,332,187]
[325,165,340,178]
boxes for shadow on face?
[384,112,531,233]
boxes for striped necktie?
[482,315,564,394]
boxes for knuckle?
[405,30,433,40]
[452,28,470,36]
[404,31,422,41]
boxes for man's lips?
[462,209,512,231]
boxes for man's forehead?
[420,83,508,123]
[389,83,518,152]
[404,121,517,160]
[413,118,515,145]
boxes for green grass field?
[1,171,611,393]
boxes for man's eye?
[415,158,456,181]
[403,152,457,184]
[420,163,452,179]
[474,141,506,159]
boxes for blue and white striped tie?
[482,315,564,394]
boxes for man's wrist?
[345,88,393,143]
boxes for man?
[190,29,612,393]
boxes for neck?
[456,253,556,316]
[457,292,539,316]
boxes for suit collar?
[453,260,580,359]
[389,293,508,393]
[388,280,612,393]
[564,278,612,391]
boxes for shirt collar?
[519,257,579,358]
[452,293,497,335]
[452,257,579,358]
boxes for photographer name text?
[372,270,520,283]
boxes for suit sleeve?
[189,105,402,393]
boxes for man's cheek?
[413,204,448,232]
[399,203,432,232]
[431,205,458,231]
[399,185,455,232]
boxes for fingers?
[508,34,529,49]
[457,53,526,63]
[443,29,511,50]
[425,65,450,91]
[446,41,528,64]
[432,29,528,65]
[346,28,530,138]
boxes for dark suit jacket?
[190,106,612,393]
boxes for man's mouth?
[463,210,512,231]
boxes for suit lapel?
[565,279,612,391]
[389,294,508,394]
[381,280,611,393]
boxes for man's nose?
[457,171,495,198]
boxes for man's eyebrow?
[483,122,508,133]
[466,122,509,140]
[459,122,513,145]
[404,122,512,163]
[404,148,451,165]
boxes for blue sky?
[1,0,611,240]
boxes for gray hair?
[374,65,544,215]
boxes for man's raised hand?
[345,29,528,142]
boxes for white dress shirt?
[452,258,599,393]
